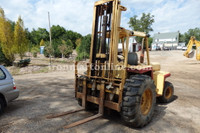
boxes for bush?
[76,34,91,61]
[33,52,37,58]
[14,58,31,67]
[76,52,89,61]
[31,46,40,58]
[58,40,73,58]
[44,44,54,58]
[44,40,61,58]
[44,39,73,58]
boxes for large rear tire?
[121,75,156,127]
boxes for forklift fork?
[46,79,105,129]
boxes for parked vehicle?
[177,46,183,50]
[0,65,19,114]
[156,46,161,50]
[182,46,187,51]
[163,47,171,51]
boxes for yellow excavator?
[183,36,200,61]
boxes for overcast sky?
[0,0,199,36]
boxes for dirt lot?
[0,50,200,133]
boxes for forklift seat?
[128,52,138,65]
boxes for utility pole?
[48,11,52,65]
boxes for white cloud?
[0,0,199,36]
[151,0,200,34]
[0,0,96,35]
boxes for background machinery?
[47,0,174,129]
[183,36,200,61]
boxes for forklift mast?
[89,0,126,78]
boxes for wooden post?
[75,62,78,98]
[122,32,129,85]
[102,63,106,78]
[87,63,90,77]
[140,38,145,63]
[122,38,125,57]
[82,78,87,109]
[118,83,123,112]
[99,81,105,115]
[146,37,150,65]
[48,12,52,65]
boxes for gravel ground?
[0,51,200,133]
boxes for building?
[152,31,179,50]
[118,37,141,52]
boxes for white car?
[182,46,187,51]
[177,46,183,50]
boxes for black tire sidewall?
[163,82,174,102]
[0,98,5,114]
[121,75,156,127]
[139,83,156,122]
[158,81,174,103]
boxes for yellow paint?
[153,71,170,95]
[96,53,106,58]
[151,62,161,71]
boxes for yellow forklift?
[47,0,174,128]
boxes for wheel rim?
[140,89,153,115]
[165,87,172,99]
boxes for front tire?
[0,98,5,114]
[121,75,156,128]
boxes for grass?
[9,67,20,75]
[34,67,50,74]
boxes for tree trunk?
[20,54,23,60]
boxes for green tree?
[51,25,82,48]
[8,20,15,31]
[31,46,39,58]
[66,39,73,47]
[148,37,153,48]
[51,39,61,57]
[51,25,66,40]
[0,7,15,63]
[0,44,12,65]
[75,38,81,47]
[58,40,73,58]
[45,43,54,65]
[178,28,200,45]
[62,30,82,48]
[184,28,200,45]
[58,44,67,58]
[45,45,54,57]
[30,28,49,45]
[179,33,185,43]
[128,13,154,43]
[14,16,28,59]
[76,34,91,60]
